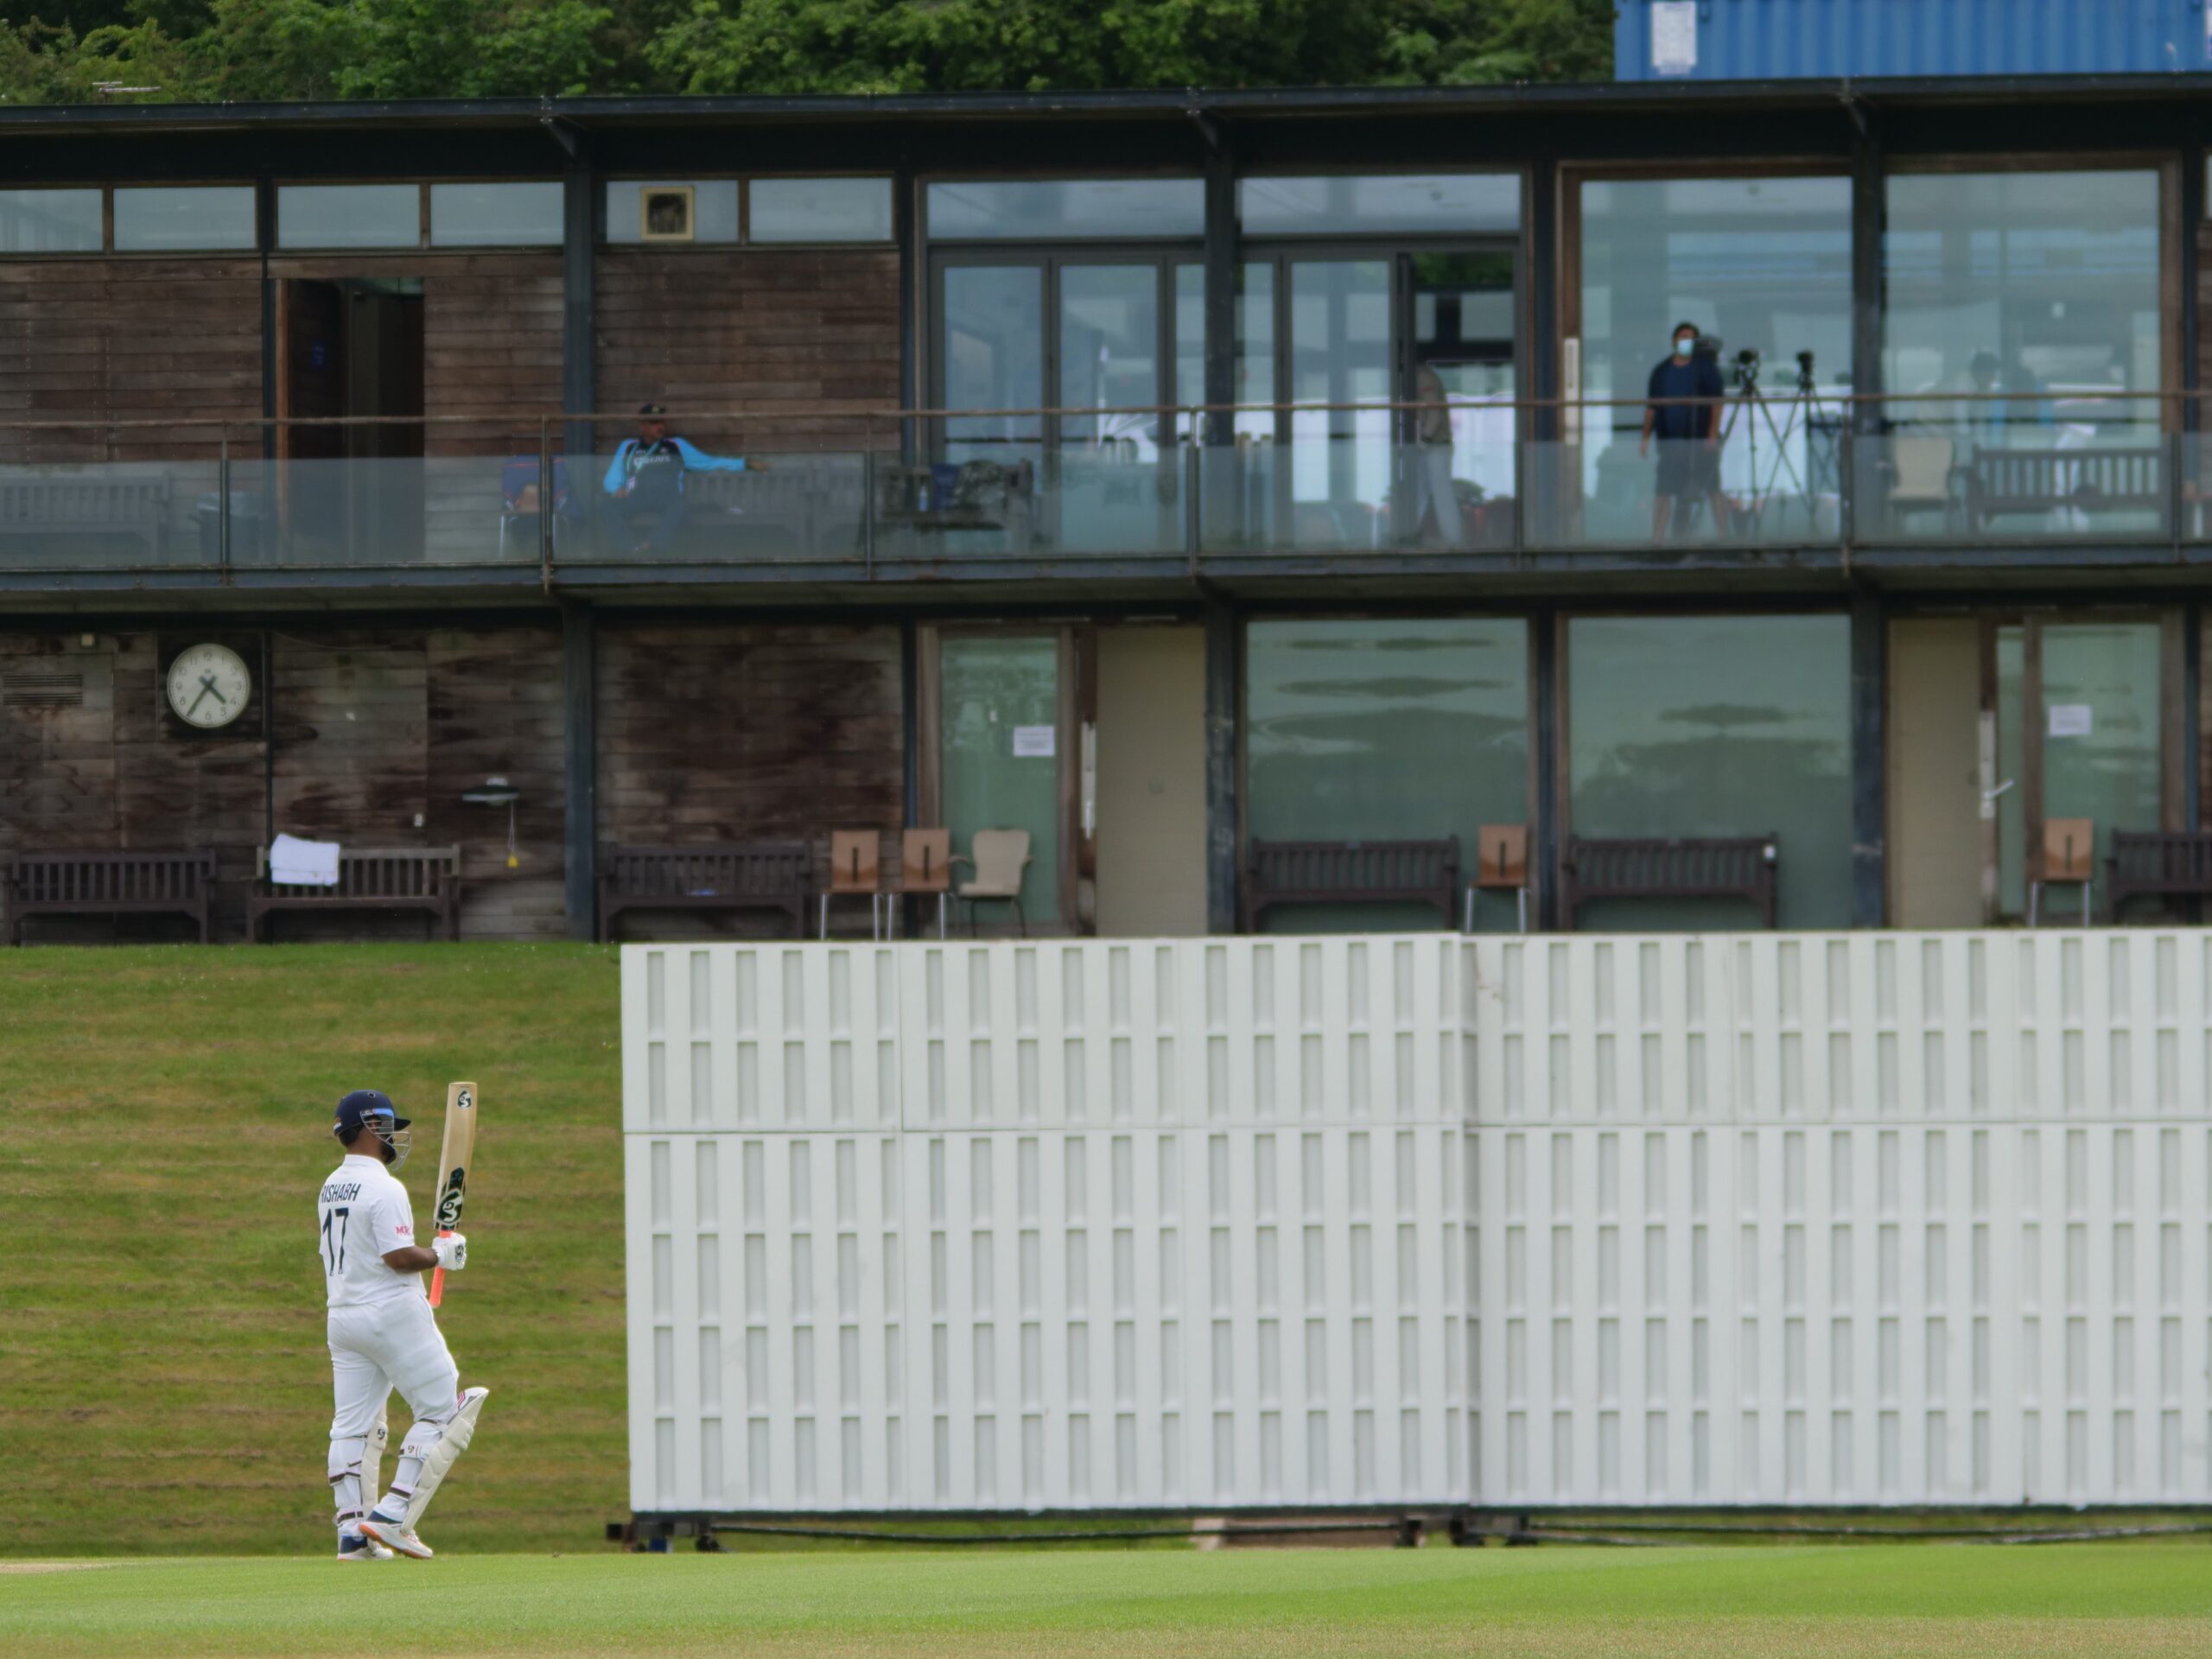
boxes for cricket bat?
[427,1081,478,1308]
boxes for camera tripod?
[1719,367,1832,537]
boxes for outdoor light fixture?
[461,775,523,869]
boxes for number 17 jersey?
[317,1152,421,1310]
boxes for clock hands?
[181,672,231,721]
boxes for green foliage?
[0,0,1611,105]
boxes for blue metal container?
[1617,0,2212,81]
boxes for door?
[1404,251,1517,546]
[933,254,1182,555]
[1055,263,1172,552]
[1984,615,2171,920]
[929,630,1075,933]
[1887,619,1984,927]
[1286,258,1393,545]
[1094,626,1206,937]
[1259,247,1519,549]
[276,278,424,561]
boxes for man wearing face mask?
[1640,321,1729,542]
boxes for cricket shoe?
[335,1532,394,1562]
[358,1513,433,1560]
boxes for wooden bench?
[1963,446,2165,531]
[1561,836,1779,931]
[2107,830,2212,919]
[597,842,812,942]
[0,477,170,563]
[249,845,461,942]
[5,849,215,944]
[1240,837,1459,932]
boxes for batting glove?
[433,1232,468,1272]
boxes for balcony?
[1,395,2202,597]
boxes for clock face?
[166,643,252,730]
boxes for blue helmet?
[333,1090,413,1167]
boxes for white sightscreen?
[626,933,2212,1511]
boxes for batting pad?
[401,1386,487,1530]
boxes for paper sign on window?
[2048,703,2093,738]
[1012,724,1056,758]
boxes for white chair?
[1886,434,1955,533]
[952,829,1032,937]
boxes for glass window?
[430,181,562,247]
[0,188,101,253]
[940,635,1062,926]
[604,180,739,245]
[927,180,1203,240]
[112,186,255,251]
[1567,614,1852,929]
[750,177,892,243]
[2040,621,2163,891]
[1885,170,2160,426]
[1239,175,1519,237]
[942,264,1045,449]
[1245,617,1529,931]
[278,184,420,250]
[1576,176,1852,539]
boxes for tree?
[0,0,1612,105]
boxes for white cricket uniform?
[319,1154,459,1439]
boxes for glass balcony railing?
[0,397,2203,579]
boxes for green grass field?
[1,944,629,1556]
[3,1545,2209,1657]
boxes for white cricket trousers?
[327,1294,459,1436]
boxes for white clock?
[165,642,252,730]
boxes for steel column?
[1850,586,1886,927]
[562,160,597,504]
[1204,596,1239,934]
[563,601,598,942]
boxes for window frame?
[270,179,565,254]
[1879,153,2182,435]
[601,174,897,251]
[1235,168,1526,243]
[1236,608,1541,925]
[918,173,1208,246]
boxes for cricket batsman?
[318,1089,487,1561]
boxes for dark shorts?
[1654,440,1714,497]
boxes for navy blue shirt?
[1648,355,1724,441]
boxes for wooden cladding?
[0,259,262,462]
[595,623,905,850]
[0,626,565,940]
[594,249,900,451]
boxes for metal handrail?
[0,394,2198,578]
[0,389,2190,435]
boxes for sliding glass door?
[931,252,1191,555]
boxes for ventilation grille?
[3,670,85,708]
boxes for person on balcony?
[601,404,761,554]
[1411,365,1467,546]
[1640,321,1729,542]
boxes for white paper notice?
[1651,1,1698,76]
[1012,724,1056,758]
[2048,703,2093,738]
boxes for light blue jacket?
[602,437,747,495]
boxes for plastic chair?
[821,830,889,939]
[1465,823,1532,933]
[1886,435,1955,533]
[952,829,1031,937]
[2030,817,2095,926]
[902,828,952,939]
